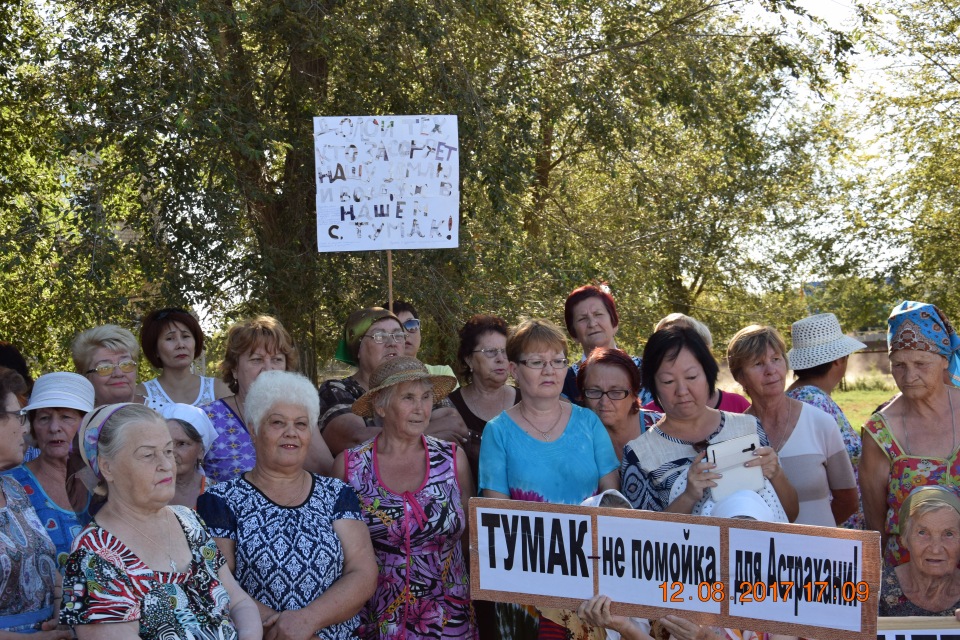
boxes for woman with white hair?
[198,371,377,639]
[160,403,218,509]
[71,325,142,407]
[60,403,261,639]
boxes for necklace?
[767,400,799,453]
[519,402,564,440]
[113,509,178,573]
[252,470,308,507]
[902,390,957,456]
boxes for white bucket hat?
[23,372,95,414]
[787,313,867,371]
[161,403,218,455]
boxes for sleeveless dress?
[344,435,477,640]
[862,411,960,566]
[142,376,217,412]
[202,398,256,483]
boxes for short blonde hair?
[654,313,713,350]
[71,325,140,374]
[507,319,568,363]
[726,325,788,382]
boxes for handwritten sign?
[313,115,459,252]
[470,498,880,640]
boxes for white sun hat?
[161,403,218,455]
[787,313,867,371]
[23,372,95,414]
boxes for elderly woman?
[60,403,261,639]
[643,313,751,413]
[785,313,867,530]
[161,403,218,508]
[198,371,377,639]
[622,326,798,519]
[861,302,960,566]
[479,318,619,638]
[202,315,331,481]
[879,486,960,616]
[577,348,660,462]
[448,314,521,484]
[320,307,467,457]
[333,357,476,639]
[727,324,857,527]
[561,284,652,406]
[3,372,94,569]
[71,325,141,407]
[0,368,71,638]
[137,307,231,411]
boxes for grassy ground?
[833,387,896,430]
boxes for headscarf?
[334,307,400,366]
[160,403,218,455]
[887,301,960,387]
[899,485,960,536]
[78,403,130,480]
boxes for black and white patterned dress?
[197,473,364,639]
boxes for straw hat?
[352,356,457,418]
[787,313,867,371]
[23,372,95,414]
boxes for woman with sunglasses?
[71,325,143,407]
[321,307,468,456]
[577,348,661,463]
[620,325,798,521]
[136,308,231,411]
[479,318,619,638]
[448,314,520,486]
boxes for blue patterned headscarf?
[887,301,960,387]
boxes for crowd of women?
[2,289,960,640]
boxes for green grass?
[834,387,896,430]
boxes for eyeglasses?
[402,318,421,333]
[583,388,630,400]
[86,360,138,377]
[517,357,569,370]
[363,331,406,344]
[0,409,27,426]
[473,348,507,359]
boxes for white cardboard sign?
[313,115,459,252]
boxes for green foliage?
[0,0,863,376]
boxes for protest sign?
[877,617,960,639]
[313,115,459,252]
[470,498,880,640]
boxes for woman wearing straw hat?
[3,372,95,569]
[160,403,218,509]
[785,313,867,529]
[334,356,477,639]
[861,301,960,567]
[61,403,262,639]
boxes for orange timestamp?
[659,581,872,604]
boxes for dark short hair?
[564,285,619,339]
[140,308,204,368]
[793,359,836,381]
[382,300,418,319]
[0,367,29,407]
[641,326,718,402]
[0,342,32,393]
[577,348,641,414]
[456,314,509,381]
